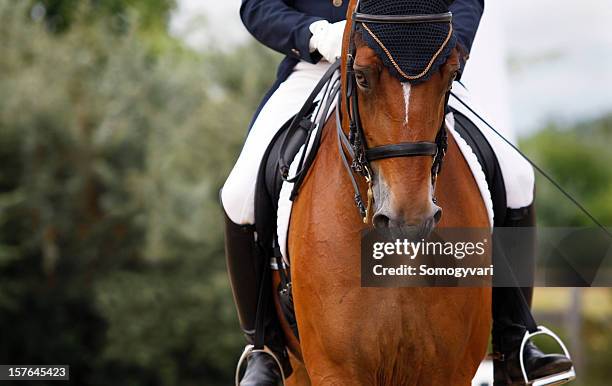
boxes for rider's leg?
[222,61,332,385]
[448,83,573,384]
[222,210,290,385]
[492,204,572,385]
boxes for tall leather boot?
[223,210,292,385]
[492,204,573,385]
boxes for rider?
[221,0,574,384]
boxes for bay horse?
[280,1,491,384]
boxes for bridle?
[338,2,453,223]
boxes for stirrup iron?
[235,344,286,386]
[519,326,576,386]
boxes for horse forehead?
[354,44,380,66]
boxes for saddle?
[450,105,507,226]
[253,108,317,341]
[254,62,342,265]
[253,107,316,261]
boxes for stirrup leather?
[519,326,576,386]
[235,344,287,386]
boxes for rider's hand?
[309,20,346,63]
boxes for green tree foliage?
[522,117,612,386]
[0,1,280,384]
[27,0,179,52]
[29,0,176,34]
[521,115,612,226]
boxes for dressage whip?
[449,90,612,239]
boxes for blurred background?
[0,0,610,385]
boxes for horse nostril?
[433,207,443,223]
[373,213,390,229]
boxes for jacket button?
[291,48,300,57]
[333,0,342,7]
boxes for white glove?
[309,20,346,63]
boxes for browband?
[352,12,452,24]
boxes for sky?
[171,0,612,136]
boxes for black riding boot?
[492,288,573,385]
[223,210,291,385]
[492,205,573,385]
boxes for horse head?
[341,0,460,234]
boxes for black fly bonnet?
[356,0,457,84]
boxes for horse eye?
[355,71,369,88]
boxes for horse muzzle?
[370,173,442,238]
[373,206,441,238]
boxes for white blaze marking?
[402,83,411,125]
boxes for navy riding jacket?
[240,0,484,126]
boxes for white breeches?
[221,60,534,225]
